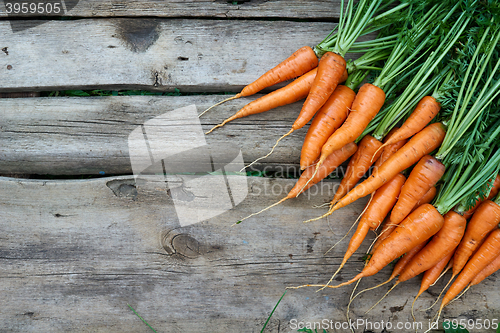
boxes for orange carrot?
[329,123,446,214]
[199,46,318,116]
[462,174,500,219]
[390,241,428,281]
[469,252,500,286]
[376,96,440,152]
[331,135,383,204]
[373,127,408,170]
[317,83,386,169]
[398,211,466,283]
[236,142,356,224]
[335,174,405,274]
[452,200,500,276]
[440,229,500,309]
[413,186,437,210]
[206,68,317,134]
[295,52,346,130]
[292,204,444,290]
[300,85,355,170]
[390,155,445,225]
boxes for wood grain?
[0,19,348,92]
[0,175,497,332]
[0,0,343,19]
[0,95,337,175]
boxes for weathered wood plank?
[0,0,343,19]
[0,176,497,332]
[1,95,334,175]
[0,19,348,92]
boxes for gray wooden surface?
[0,0,343,19]
[0,19,350,92]
[0,95,322,175]
[1,176,497,332]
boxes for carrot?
[243,52,347,170]
[372,187,437,253]
[317,83,386,169]
[390,155,445,225]
[199,46,318,117]
[291,204,444,290]
[469,252,500,286]
[374,96,441,156]
[452,199,500,275]
[329,123,446,213]
[398,211,466,283]
[462,174,500,219]
[330,135,383,204]
[300,85,355,170]
[206,68,317,134]
[296,52,346,130]
[440,229,500,309]
[328,174,405,280]
[373,127,408,169]
[235,142,356,224]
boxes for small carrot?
[330,135,383,205]
[308,123,446,222]
[291,204,444,290]
[206,68,317,134]
[373,127,408,169]
[390,155,445,225]
[326,174,405,282]
[440,229,500,310]
[469,252,500,286]
[235,142,357,224]
[452,199,500,276]
[461,174,500,219]
[199,46,318,117]
[374,96,441,157]
[300,85,355,170]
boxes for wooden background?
[1,1,498,332]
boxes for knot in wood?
[162,232,200,258]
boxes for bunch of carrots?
[199,0,500,327]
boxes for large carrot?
[469,252,500,286]
[374,96,441,156]
[235,142,357,224]
[452,199,500,275]
[398,211,466,283]
[330,123,445,212]
[461,174,500,219]
[330,135,383,204]
[206,68,317,134]
[316,84,386,170]
[291,204,444,290]
[390,155,445,225]
[440,229,500,310]
[199,46,318,117]
[300,85,355,170]
[327,174,405,281]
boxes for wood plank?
[1,175,497,332]
[0,19,350,92]
[0,0,343,19]
[1,95,337,175]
